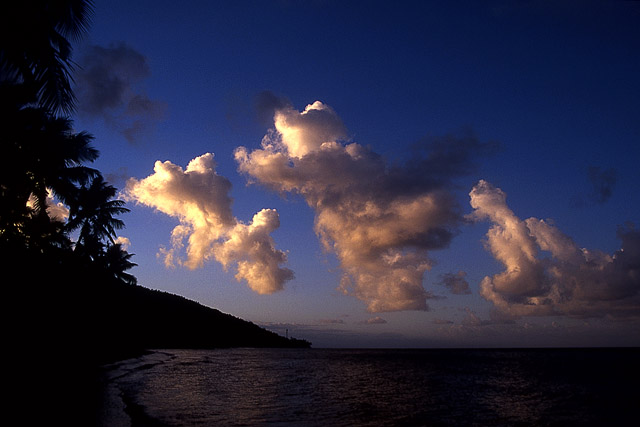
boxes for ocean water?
[97,348,638,426]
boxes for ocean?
[96,348,638,426]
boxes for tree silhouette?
[98,243,138,285]
[67,175,130,260]
[1,1,136,284]
[0,83,98,251]
[0,0,94,115]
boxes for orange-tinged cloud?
[274,101,347,158]
[125,153,293,294]
[470,180,640,318]
[27,189,70,222]
[236,101,491,312]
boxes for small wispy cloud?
[317,318,346,325]
[76,42,167,143]
[572,165,618,207]
[587,165,617,204]
[432,318,454,325]
[438,271,471,295]
[362,316,388,325]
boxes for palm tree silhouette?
[0,83,98,249]
[0,0,94,114]
[67,175,130,260]
[1,1,138,287]
[98,243,138,285]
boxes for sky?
[69,0,640,348]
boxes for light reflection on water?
[103,348,638,426]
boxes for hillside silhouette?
[92,279,312,361]
[7,248,309,367]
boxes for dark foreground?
[97,347,639,426]
[6,252,308,425]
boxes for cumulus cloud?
[214,208,294,294]
[438,271,471,295]
[125,153,293,294]
[76,42,167,143]
[236,100,495,312]
[470,180,640,319]
[114,236,131,251]
[254,91,293,126]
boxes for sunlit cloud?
[27,189,69,222]
[363,316,388,325]
[470,180,640,319]
[114,236,132,251]
[236,99,496,312]
[214,208,294,294]
[125,153,293,294]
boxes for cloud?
[214,208,294,294]
[460,307,515,327]
[587,165,617,204]
[317,318,346,325]
[105,166,130,189]
[76,42,167,143]
[461,307,485,327]
[254,91,293,126]
[438,271,471,295]
[236,100,495,312]
[470,180,640,319]
[27,189,69,222]
[572,165,618,207]
[114,236,131,251]
[124,153,293,294]
[363,316,388,325]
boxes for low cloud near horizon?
[364,316,388,325]
[124,153,293,294]
[236,98,496,312]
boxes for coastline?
[93,350,156,427]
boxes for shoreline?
[94,350,157,427]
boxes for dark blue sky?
[72,0,640,347]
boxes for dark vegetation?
[2,0,309,375]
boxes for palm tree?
[99,243,138,285]
[67,175,130,260]
[2,1,139,288]
[0,0,94,114]
[0,83,99,248]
